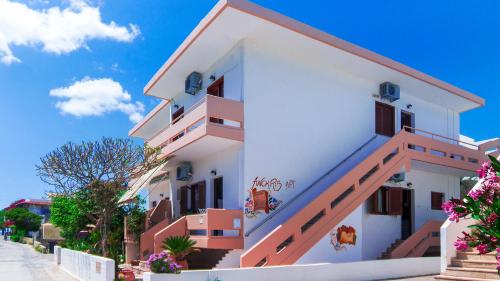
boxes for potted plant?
[162,235,196,269]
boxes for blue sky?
[0,0,498,207]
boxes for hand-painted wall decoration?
[244,187,282,218]
[330,225,357,251]
[244,176,293,218]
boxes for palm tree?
[162,235,197,269]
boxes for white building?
[120,0,499,269]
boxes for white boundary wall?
[54,246,115,281]
[144,257,440,281]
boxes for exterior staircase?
[378,220,442,259]
[378,239,404,259]
[240,128,495,267]
[215,249,244,268]
[435,249,499,281]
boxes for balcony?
[148,95,244,160]
[153,209,244,253]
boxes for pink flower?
[468,188,483,201]
[476,244,489,255]
[486,213,498,224]
[454,240,468,251]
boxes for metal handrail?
[403,126,479,150]
[245,135,378,237]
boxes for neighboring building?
[120,0,499,269]
[4,198,52,239]
[5,198,51,223]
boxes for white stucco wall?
[296,206,363,264]
[55,246,114,281]
[168,144,243,217]
[144,257,440,281]
[167,43,243,124]
[240,39,460,248]
[147,180,170,209]
[361,167,460,260]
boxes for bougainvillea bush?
[146,251,182,274]
[442,156,499,270]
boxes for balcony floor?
[165,134,241,165]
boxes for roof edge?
[129,99,170,137]
[143,0,485,108]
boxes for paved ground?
[381,275,436,281]
[0,239,77,281]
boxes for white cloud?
[50,77,144,123]
[0,0,140,64]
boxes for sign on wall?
[244,176,295,218]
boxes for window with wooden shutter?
[431,192,444,210]
[387,188,403,215]
[370,186,403,215]
[370,187,386,214]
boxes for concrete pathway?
[0,239,77,281]
[381,275,436,281]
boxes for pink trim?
[147,95,244,157]
[140,218,171,259]
[152,209,243,253]
[143,0,484,107]
[240,129,489,267]
[129,99,170,137]
[389,220,442,258]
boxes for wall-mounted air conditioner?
[176,162,193,181]
[185,72,202,95]
[380,82,400,102]
[390,172,405,183]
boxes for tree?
[5,208,42,234]
[36,138,164,257]
[50,195,91,243]
[442,156,499,270]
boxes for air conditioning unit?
[390,172,405,183]
[185,72,202,95]
[176,162,193,181]
[380,82,400,102]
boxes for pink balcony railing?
[147,95,244,156]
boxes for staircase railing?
[389,220,443,258]
[152,208,243,254]
[240,128,489,267]
[245,135,379,237]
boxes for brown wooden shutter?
[198,181,206,209]
[431,192,444,210]
[387,187,403,215]
[180,186,187,215]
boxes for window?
[370,186,402,215]
[431,192,444,210]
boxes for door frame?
[375,101,395,137]
[401,188,414,239]
[213,177,223,209]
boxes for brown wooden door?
[387,187,403,215]
[207,77,224,124]
[375,102,395,137]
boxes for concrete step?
[457,252,497,262]
[445,267,499,280]
[435,274,499,281]
[452,258,498,270]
